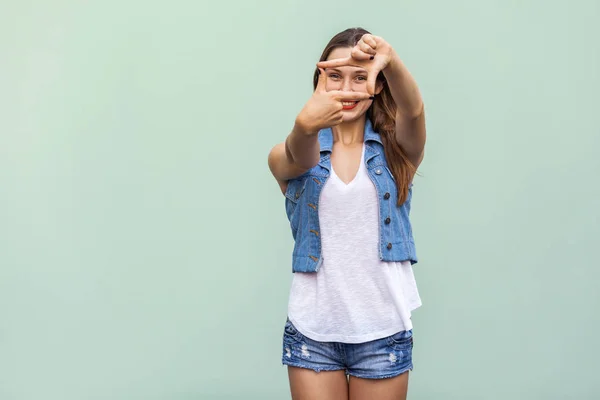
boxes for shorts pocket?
[386,329,413,348]
[283,319,303,342]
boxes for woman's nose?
[342,78,353,92]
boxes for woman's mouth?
[342,101,359,110]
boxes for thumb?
[315,68,327,92]
[366,71,377,96]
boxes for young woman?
[268,27,426,400]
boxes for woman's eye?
[329,74,341,79]
[356,76,367,81]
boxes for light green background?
[1,0,599,399]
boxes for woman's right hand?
[294,68,372,135]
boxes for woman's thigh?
[348,371,409,400]
[343,329,414,399]
[288,366,349,400]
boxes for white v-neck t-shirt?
[288,144,421,344]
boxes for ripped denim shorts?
[281,318,414,380]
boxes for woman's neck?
[331,115,366,146]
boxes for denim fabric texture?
[282,319,414,379]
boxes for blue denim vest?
[284,119,418,273]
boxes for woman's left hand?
[316,34,395,95]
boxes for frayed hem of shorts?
[346,364,414,380]
[282,360,345,374]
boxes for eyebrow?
[328,67,368,75]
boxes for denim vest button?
[384,192,390,200]
[387,243,393,250]
[385,217,391,224]
[375,168,382,175]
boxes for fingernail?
[370,55,375,60]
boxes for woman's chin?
[341,109,368,123]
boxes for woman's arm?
[382,52,426,167]
[267,123,318,194]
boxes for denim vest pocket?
[285,178,306,203]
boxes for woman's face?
[324,47,376,122]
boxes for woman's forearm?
[285,122,320,171]
[383,51,424,119]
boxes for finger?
[328,107,344,127]
[366,72,378,96]
[333,114,344,126]
[362,34,377,49]
[350,47,373,61]
[330,90,373,101]
[315,68,327,92]
[316,57,355,69]
[357,40,376,56]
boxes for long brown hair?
[312,27,416,205]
